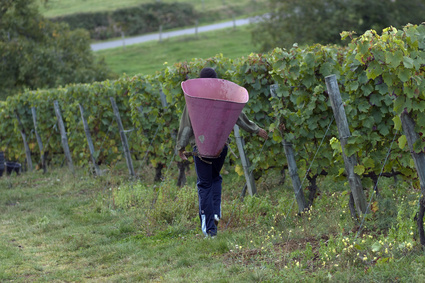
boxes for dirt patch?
[223,235,329,269]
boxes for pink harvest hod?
[181,78,249,158]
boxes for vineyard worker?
[176,67,268,238]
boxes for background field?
[38,0,266,18]
[95,25,257,77]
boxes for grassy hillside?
[38,0,266,18]
[95,25,258,77]
[1,163,424,281]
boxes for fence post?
[160,89,168,108]
[159,25,163,43]
[270,84,308,212]
[15,110,33,172]
[31,107,46,173]
[110,97,135,177]
[53,100,74,174]
[325,75,367,215]
[400,113,425,196]
[400,107,425,245]
[234,124,257,196]
[121,31,125,49]
[78,104,102,176]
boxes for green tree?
[252,0,424,51]
[0,0,115,100]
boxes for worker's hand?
[257,128,268,140]
[178,149,188,161]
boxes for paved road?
[91,18,255,51]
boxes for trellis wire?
[355,129,399,240]
[282,116,335,221]
[135,126,160,176]
[278,116,334,263]
[239,136,268,199]
[95,116,116,164]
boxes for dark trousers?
[194,146,228,236]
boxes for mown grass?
[95,25,258,77]
[37,0,267,18]
[1,160,425,282]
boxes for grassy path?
[1,167,425,282]
[0,169,263,282]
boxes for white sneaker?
[214,214,220,226]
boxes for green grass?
[95,25,258,77]
[1,161,425,282]
[38,0,266,18]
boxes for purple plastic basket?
[181,78,248,158]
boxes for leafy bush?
[51,2,197,40]
[0,0,114,100]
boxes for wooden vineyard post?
[15,110,33,172]
[270,84,308,212]
[283,139,309,212]
[234,124,257,196]
[159,25,163,43]
[400,112,425,245]
[78,104,102,176]
[160,89,168,108]
[53,100,74,174]
[325,75,367,215]
[400,113,425,196]
[121,31,125,49]
[110,97,135,177]
[31,107,46,173]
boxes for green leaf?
[371,241,382,252]
[354,244,363,251]
[354,164,365,175]
[378,123,389,136]
[397,68,411,83]
[393,96,406,114]
[416,112,425,128]
[344,144,358,157]
[302,74,315,88]
[376,82,388,95]
[385,50,403,69]
[366,63,384,80]
[369,93,382,107]
[358,100,370,113]
[363,117,374,129]
[398,135,407,150]
[382,72,394,86]
[358,41,369,57]
[363,157,375,169]
[319,62,333,77]
[392,115,402,131]
[358,72,369,85]
[305,52,315,68]
[272,131,283,143]
[361,83,374,96]
[403,56,414,69]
